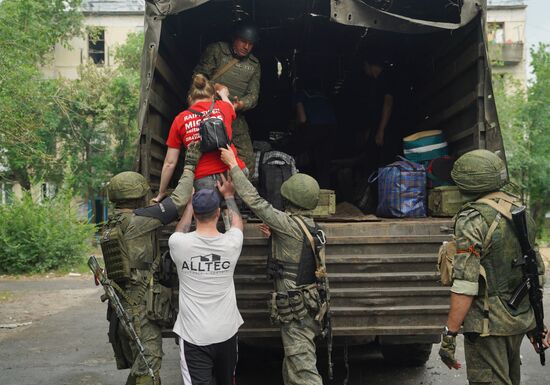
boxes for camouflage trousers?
[109,295,163,385]
[280,313,323,385]
[464,333,524,385]
[232,115,255,177]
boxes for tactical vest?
[100,212,132,284]
[267,216,323,286]
[457,192,537,335]
[466,199,529,316]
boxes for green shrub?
[0,191,96,274]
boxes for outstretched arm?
[217,173,243,231]
[153,147,180,203]
[219,146,296,236]
[170,142,202,214]
[175,201,194,233]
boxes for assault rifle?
[507,207,546,366]
[88,256,157,380]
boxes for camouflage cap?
[107,171,150,201]
[281,173,320,210]
[451,149,508,193]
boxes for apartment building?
[43,0,145,79]
[487,0,527,87]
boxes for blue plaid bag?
[370,156,426,218]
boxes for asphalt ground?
[1,276,549,385]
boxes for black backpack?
[188,100,231,153]
[258,151,295,210]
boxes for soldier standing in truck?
[194,22,260,176]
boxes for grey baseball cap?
[192,189,220,214]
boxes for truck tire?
[380,343,432,367]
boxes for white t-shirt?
[169,227,244,345]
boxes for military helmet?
[281,173,320,210]
[107,171,150,202]
[233,22,259,44]
[451,149,508,193]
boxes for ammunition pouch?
[107,305,131,370]
[269,285,325,325]
[145,282,174,326]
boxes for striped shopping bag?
[369,156,427,218]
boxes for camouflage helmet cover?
[107,171,150,201]
[280,173,320,210]
[451,149,508,193]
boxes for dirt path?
[0,275,99,342]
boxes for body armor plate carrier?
[100,213,132,284]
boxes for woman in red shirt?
[152,74,246,202]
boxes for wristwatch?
[443,326,458,337]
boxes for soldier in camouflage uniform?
[193,22,260,176]
[219,147,324,385]
[439,149,547,385]
[102,143,201,385]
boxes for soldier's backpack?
[258,151,296,210]
[100,213,132,284]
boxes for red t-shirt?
[166,100,246,180]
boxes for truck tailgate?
[236,218,453,340]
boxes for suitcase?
[428,186,466,217]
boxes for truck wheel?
[380,343,432,367]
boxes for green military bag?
[428,186,466,217]
[100,214,132,284]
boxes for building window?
[488,22,504,44]
[41,182,56,201]
[88,28,105,65]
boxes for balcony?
[488,42,524,65]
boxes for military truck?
[136,0,505,366]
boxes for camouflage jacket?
[451,193,545,335]
[194,41,260,112]
[112,168,194,289]
[229,166,315,292]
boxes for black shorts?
[179,334,238,385]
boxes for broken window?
[88,27,105,65]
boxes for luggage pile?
[370,130,468,218]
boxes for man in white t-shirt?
[169,174,244,385]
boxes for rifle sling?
[211,58,239,81]
[291,216,322,270]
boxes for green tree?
[55,32,144,214]
[0,0,83,189]
[494,44,550,233]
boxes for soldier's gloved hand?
[184,142,202,171]
[439,335,461,370]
